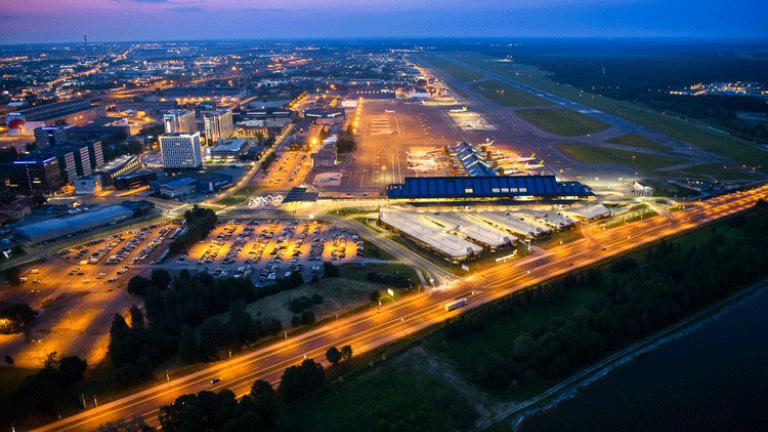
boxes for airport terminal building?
[386,176,593,204]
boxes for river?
[519,285,768,432]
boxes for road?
[27,184,768,432]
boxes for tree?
[5,267,21,286]
[291,315,301,328]
[0,303,38,326]
[57,355,87,387]
[5,355,14,365]
[127,275,152,297]
[279,358,325,402]
[325,346,342,366]
[129,305,145,329]
[323,261,340,278]
[250,379,275,400]
[150,269,172,290]
[31,194,48,208]
[370,290,380,303]
[300,311,315,326]
[25,142,37,152]
[177,325,198,363]
[340,345,353,361]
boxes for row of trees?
[160,350,345,432]
[0,303,38,334]
[16,353,88,418]
[463,200,768,391]
[169,206,218,254]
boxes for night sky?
[1,0,766,44]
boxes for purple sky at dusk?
[1,0,766,44]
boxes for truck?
[444,298,468,312]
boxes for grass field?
[215,196,248,206]
[443,80,468,98]
[442,51,768,174]
[557,143,686,175]
[606,133,670,152]
[638,179,701,198]
[338,263,419,287]
[291,365,449,432]
[679,164,763,181]
[420,54,484,82]
[470,79,551,107]
[516,108,611,136]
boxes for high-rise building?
[34,125,77,148]
[8,155,64,194]
[160,132,203,169]
[203,109,234,144]
[163,110,197,134]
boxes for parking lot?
[48,219,367,288]
[258,151,312,189]
[183,220,365,287]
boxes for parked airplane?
[512,153,536,163]
[384,109,396,113]
[316,170,344,183]
[449,106,468,113]
[520,161,545,170]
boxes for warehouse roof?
[15,206,133,238]
[386,176,591,200]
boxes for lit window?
[464,188,473,194]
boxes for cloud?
[171,6,204,13]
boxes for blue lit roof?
[386,176,592,199]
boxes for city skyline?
[1,0,767,45]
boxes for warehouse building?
[14,205,134,243]
[379,208,484,264]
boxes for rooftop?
[387,176,592,200]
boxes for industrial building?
[148,86,246,105]
[202,109,234,144]
[160,132,203,169]
[386,176,593,203]
[163,110,197,134]
[5,100,107,136]
[210,139,250,160]
[14,205,134,243]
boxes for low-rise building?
[210,139,250,160]
[0,200,32,220]
[196,173,233,193]
[114,170,158,190]
[160,177,196,198]
[74,175,102,195]
[14,205,134,243]
[311,147,337,168]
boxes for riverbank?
[509,280,768,431]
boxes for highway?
[29,184,768,432]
